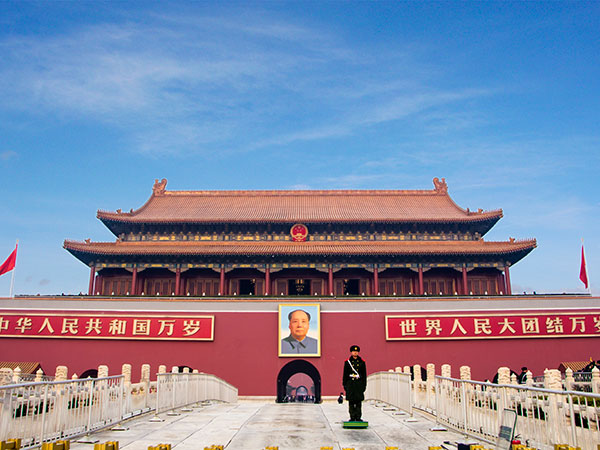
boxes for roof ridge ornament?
[153,178,167,196]
[432,177,447,194]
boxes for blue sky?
[0,1,598,296]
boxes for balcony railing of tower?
[366,364,600,450]
[0,365,237,449]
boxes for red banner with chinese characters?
[386,312,600,340]
[0,312,214,341]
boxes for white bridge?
[1,369,600,449]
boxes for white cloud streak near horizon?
[0,11,497,158]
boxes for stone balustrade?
[382,362,599,393]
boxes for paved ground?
[71,400,472,450]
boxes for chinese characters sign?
[0,312,214,341]
[386,312,600,340]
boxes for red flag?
[0,244,17,276]
[579,245,588,289]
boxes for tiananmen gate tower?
[63,178,536,298]
[1,177,598,401]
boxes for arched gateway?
[277,360,321,403]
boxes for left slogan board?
[0,311,214,341]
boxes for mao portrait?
[278,304,321,357]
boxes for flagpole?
[9,239,18,298]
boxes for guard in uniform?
[342,344,367,422]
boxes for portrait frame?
[278,304,321,357]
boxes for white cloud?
[286,184,313,190]
[0,150,17,161]
[0,11,497,158]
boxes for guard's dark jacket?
[342,356,367,402]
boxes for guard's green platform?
[342,421,369,429]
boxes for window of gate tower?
[344,279,360,295]
[239,279,256,295]
[288,279,311,295]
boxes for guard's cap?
[350,345,360,352]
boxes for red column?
[328,266,334,295]
[265,266,270,295]
[418,266,424,295]
[180,277,186,296]
[462,266,468,295]
[175,268,181,296]
[504,264,512,295]
[131,267,138,296]
[220,267,226,295]
[88,265,96,296]
[372,267,379,295]
[96,275,103,295]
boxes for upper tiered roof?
[97,178,502,227]
[65,178,535,268]
[64,238,537,266]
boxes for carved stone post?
[413,364,422,382]
[426,363,436,410]
[426,363,435,386]
[141,364,150,408]
[12,367,21,384]
[544,369,563,443]
[564,368,574,391]
[459,366,471,380]
[525,370,533,387]
[141,364,150,385]
[55,365,68,381]
[441,364,451,378]
[497,367,510,385]
[413,364,422,408]
[98,365,109,378]
[122,363,132,388]
[0,368,12,386]
[591,367,600,394]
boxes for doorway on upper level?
[288,279,311,295]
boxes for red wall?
[1,309,598,395]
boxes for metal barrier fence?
[365,371,412,415]
[0,373,238,449]
[434,376,600,450]
[0,376,123,449]
[411,379,431,413]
